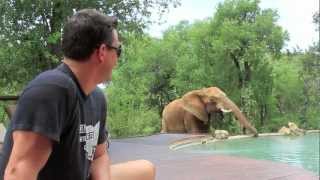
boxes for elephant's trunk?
[219,96,258,136]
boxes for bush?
[108,105,160,138]
[261,117,287,132]
[304,108,320,130]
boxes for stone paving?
[109,134,319,180]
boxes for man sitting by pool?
[0,9,155,180]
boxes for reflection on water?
[179,133,320,174]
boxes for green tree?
[209,0,287,127]
[271,56,304,124]
[0,0,180,91]
[298,11,320,129]
[171,0,288,129]
[300,49,320,129]
[106,34,162,137]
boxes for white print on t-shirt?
[79,122,100,161]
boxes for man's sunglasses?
[107,44,122,57]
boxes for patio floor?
[109,134,319,180]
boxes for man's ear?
[96,44,107,63]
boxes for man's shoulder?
[20,67,78,101]
[28,68,75,89]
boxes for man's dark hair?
[62,9,117,61]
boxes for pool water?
[178,133,320,174]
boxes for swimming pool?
[178,133,319,174]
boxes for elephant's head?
[181,87,258,136]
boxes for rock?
[278,126,291,135]
[278,122,306,136]
[288,122,305,136]
[201,140,207,144]
[288,122,298,131]
[291,129,304,136]
[214,130,229,139]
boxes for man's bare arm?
[4,131,52,180]
[90,143,111,180]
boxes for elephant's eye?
[210,97,217,101]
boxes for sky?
[147,0,319,50]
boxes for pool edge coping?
[169,130,320,150]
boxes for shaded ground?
[109,134,319,180]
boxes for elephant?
[161,87,258,136]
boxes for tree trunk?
[230,53,243,89]
[300,80,310,127]
[259,104,267,126]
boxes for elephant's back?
[162,99,185,121]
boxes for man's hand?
[90,143,111,180]
[4,131,52,180]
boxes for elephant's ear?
[181,90,208,123]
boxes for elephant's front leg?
[184,113,208,134]
[209,111,224,130]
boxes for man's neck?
[62,58,97,95]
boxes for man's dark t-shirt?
[0,63,108,180]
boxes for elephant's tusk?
[217,103,232,113]
[221,108,232,113]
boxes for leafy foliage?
[1,0,319,137]
[0,0,180,92]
